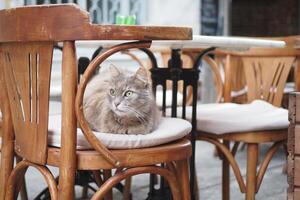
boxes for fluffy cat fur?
[83,65,160,134]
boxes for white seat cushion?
[156,90,183,107]
[166,100,288,134]
[48,114,191,150]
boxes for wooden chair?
[195,47,296,200]
[0,4,193,200]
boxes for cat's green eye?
[124,90,133,97]
[110,89,116,96]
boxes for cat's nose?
[114,102,121,107]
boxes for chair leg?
[176,159,191,200]
[193,168,199,200]
[0,139,14,200]
[103,170,113,200]
[222,140,230,200]
[246,143,258,200]
[122,177,132,200]
[16,156,28,200]
[81,185,88,199]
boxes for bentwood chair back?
[242,55,294,106]
[0,4,193,200]
[1,42,53,164]
[210,36,300,104]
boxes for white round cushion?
[166,100,288,134]
[48,115,191,150]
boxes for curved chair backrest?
[201,36,300,105]
[209,51,296,106]
[0,3,91,165]
[0,4,87,164]
[242,55,295,106]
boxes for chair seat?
[166,100,288,134]
[48,114,192,150]
[47,138,192,170]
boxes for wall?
[231,0,299,36]
[146,0,200,34]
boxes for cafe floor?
[23,101,287,200]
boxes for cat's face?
[106,66,152,119]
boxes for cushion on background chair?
[166,100,288,134]
[48,114,191,150]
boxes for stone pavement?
[22,101,287,199]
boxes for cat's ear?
[134,66,149,87]
[109,64,121,77]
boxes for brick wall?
[231,0,299,36]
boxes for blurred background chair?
[153,37,300,200]
[194,46,296,200]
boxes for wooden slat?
[294,188,300,200]
[294,157,300,186]
[295,126,300,154]
[296,94,300,123]
[0,4,192,42]
[223,54,232,102]
[288,154,295,192]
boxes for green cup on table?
[115,14,136,25]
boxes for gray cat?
[83,64,160,134]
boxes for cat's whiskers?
[127,108,147,124]
[124,106,148,124]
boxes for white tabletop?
[152,35,286,49]
[76,35,286,50]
